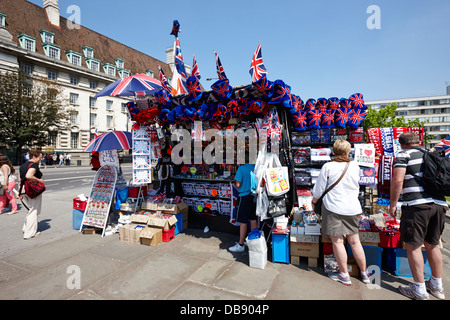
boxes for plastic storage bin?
[347,244,383,270]
[163,226,175,242]
[72,209,84,230]
[386,248,432,279]
[272,233,290,264]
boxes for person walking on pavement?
[312,140,369,286]
[0,154,18,215]
[58,153,64,167]
[389,132,447,300]
[19,150,45,239]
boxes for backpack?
[412,146,450,198]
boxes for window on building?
[70,93,79,105]
[71,132,79,149]
[40,29,55,44]
[18,34,36,52]
[47,70,57,81]
[0,13,6,28]
[87,59,100,72]
[70,76,79,86]
[90,113,97,128]
[146,70,154,78]
[121,103,127,113]
[70,112,78,125]
[103,63,116,77]
[106,100,113,110]
[118,69,130,79]
[115,58,124,69]
[48,132,57,147]
[22,64,33,75]
[107,115,114,128]
[83,46,94,59]
[43,44,61,59]
[89,97,97,108]
[89,81,97,90]
[66,51,82,66]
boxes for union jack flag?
[335,107,353,128]
[307,110,322,129]
[292,110,307,130]
[192,54,201,80]
[175,38,188,81]
[214,51,227,80]
[170,20,180,37]
[435,134,450,157]
[349,93,365,109]
[158,65,173,93]
[249,43,268,82]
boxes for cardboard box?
[359,231,380,246]
[290,235,320,258]
[147,213,178,230]
[119,223,146,244]
[141,201,188,215]
[140,227,162,247]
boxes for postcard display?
[132,125,154,185]
[80,165,118,237]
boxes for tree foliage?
[0,69,71,157]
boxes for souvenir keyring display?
[79,165,118,237]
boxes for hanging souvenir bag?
[264,153,290,197]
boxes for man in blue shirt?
[229,163,257,253]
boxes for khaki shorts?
[321,204,359,237]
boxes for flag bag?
[23,163,46,199]
[412,147,450,197]
[263,153,290,197]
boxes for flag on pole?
[158,65,173,93]
[170,20,180,37]
[171,37,188,94]
[249,42,268,82]
[214,51,227,80]
[192,54,201,80]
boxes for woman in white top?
[0,154,18,214]
[312,140,368,286]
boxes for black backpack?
[412,146,450,198]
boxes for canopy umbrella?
[83,131,132,152]
[94,74,164,98]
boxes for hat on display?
[154,89,172,107]
[291,109,308,131]
[206,104,220,121]
[186,76,203,101]
[197,104,209,121]
[339,98,352,109]
[349,93,366,109]
[227,100,239,118]
[328,97,339,109]
[159,108,170,125]
[316,98,328,110]
[167,109,177,125]
[305,98,316,110]
[125,101,139,121]
[348,107,367,129]
[335,107,354,128]
[253,74,274,99]
[292,95,304,112]
[269,79,291,108]
[307,109,322,129]
[321,109,336,129]
[211,78,233,101]
[184,106,198,122]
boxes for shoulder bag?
[313,162,350,215]
[22,163,46,199]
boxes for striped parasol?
[94,74,163,98]
[83,131,132,152]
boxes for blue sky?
[29,0,450,101]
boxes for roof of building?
[0,0,173,79]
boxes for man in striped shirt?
[389,132,448,300]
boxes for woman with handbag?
[0,154,18,215]
[19,150,45,239]
[311,140,369,286]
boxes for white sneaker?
[229,242,245,253]
[398,284,429,300]
[425,279,445,300]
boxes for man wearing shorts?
[229,163,257,253]
[390,132,448,300]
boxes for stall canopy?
[94,74,164,98]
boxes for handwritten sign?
[99,150,120,168]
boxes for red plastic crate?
[162,226,175,242]
[128,185,148,198]
[73,197,88,211]
[379,231,402,248]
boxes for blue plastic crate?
[347,244,383,270]
[272,233,290,264]
[386,248,432,279]
[72,209,84,230]
[174,212,183,236]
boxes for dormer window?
[0,13,6,28]
[40,29,55,44]
[18,34,36,52]
[115,58,124,69]
[82,46,94,59]
[146,70,154,78]
[103,63,116,77]
[118,68,130,79]
[43,43,61,59]
[86,58,100,72]
[66,50,82,66]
